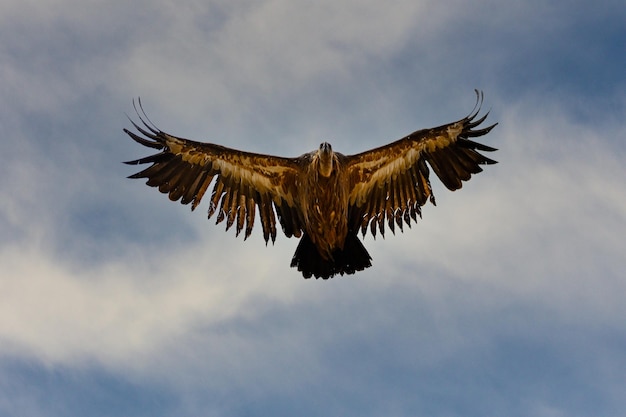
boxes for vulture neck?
[317,142,334,178]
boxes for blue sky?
[1,0,625,416]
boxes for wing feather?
[347,90,497,238]
[124,101,304,243]
[244,195,256,240]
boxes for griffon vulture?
[124,91,497,279]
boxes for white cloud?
[0,233,299,367]
[112,0,435,126]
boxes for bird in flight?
[124,90,497,279]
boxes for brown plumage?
[124,90,498,279]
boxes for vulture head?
[317,142,334,177]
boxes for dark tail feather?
[290,233,372,279]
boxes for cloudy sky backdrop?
[1,0,625,416]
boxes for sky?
[1,0,625,416]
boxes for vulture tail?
[290,233,372,279]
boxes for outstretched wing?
[123,101,304,243]
[346,91,498,238]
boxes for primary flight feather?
[124,90,498,279]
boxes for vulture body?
[124,91,497,279]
